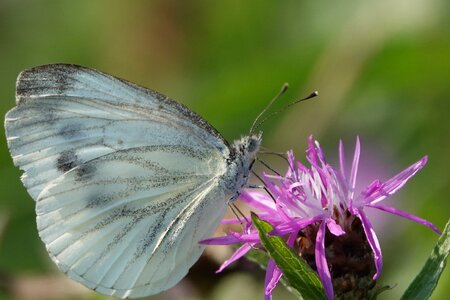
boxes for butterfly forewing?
[4,64,235,298]
[5,64,230,199]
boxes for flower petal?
[326,218,346,236]
[264,259,282,298]
[362,180,383,199]
[286,150,296,178]
[230,232,261,243]
[307,135,318,165]
[356,209,382,279]
[339,139,346,181]
[270,216,323,235]
[220,218,246,224]
[200,231,260,245]
[315,221,334,300]
[200,234,242,245]
[349,136,361,204]
[264,231,298,298]
[216,243,254,273]
[314,140,327,165]
[368,204,441,234]
[240,190,277,211]
[365,156,428,205]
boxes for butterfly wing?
[4,64,232,298]
[37,146,228,298]
[5,64,229,199]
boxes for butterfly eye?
[247,137,258,153]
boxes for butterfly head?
[231,132,262,160]
[222,132,262,201]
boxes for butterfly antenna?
[249,83,289,134]
[252,90,318,133]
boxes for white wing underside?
[5,64,229,199]
[37,147,228,298]
[4,64,232,298]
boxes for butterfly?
[4,64,262,298]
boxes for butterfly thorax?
[220,133,262,201]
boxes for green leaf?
[400,219,450,300]
[251,212,327,300]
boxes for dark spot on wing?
[75,163,97,181]
[60,123,83,140]
[56,149,79,172]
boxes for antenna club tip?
[313,90,319,96]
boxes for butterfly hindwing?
[37,145,228,297]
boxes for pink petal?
[286,150,296,178]
[216,243,254,273]
[200,232,260,245]
[270,216,323,235]
[326,218,346,236]
[230,232,261,243]
[365,156,428,204]
[339,139,346,181]
[368,204,441,234]
[200,234,242,245]
[264,231,297,297]
[306,135,317,164]
[315,140,327,166]
[357,209,382,279]
[362,180,383,198]
[315,221,334,300]
[240,190,277,211]
[264,259,282,298]
[220,218,245,224]
[349,136,361,204]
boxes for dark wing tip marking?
[14,63,230,150]
[15,64,84,103]
[59,123,84,140]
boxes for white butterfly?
[4,64,261,298]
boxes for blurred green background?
[0,1,449,299]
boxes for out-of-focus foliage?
[0,1,448,299]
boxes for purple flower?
[201,136,441,300]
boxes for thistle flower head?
[202,136,440,300]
